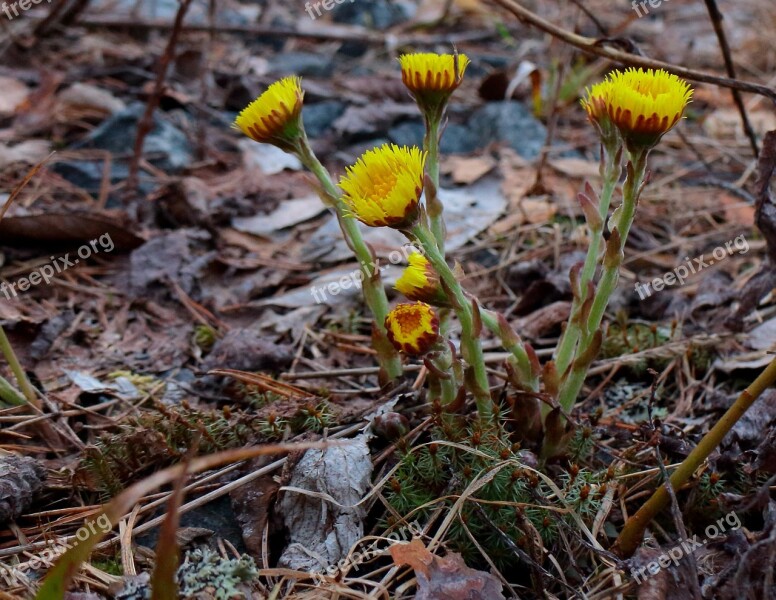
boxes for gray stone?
[469,101,547,159]
[268,52,333,78]
[332,0,413,29]
[303,101,346,138]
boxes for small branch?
[69,13,494,46]
[487,0,776,104]
[702,0,759,157]
[127,0,193,191]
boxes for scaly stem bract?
[557,149,648,412]
[410,224,492,420]
[294,134,403,383]
[480,309,539,392]
[554,143,621,378]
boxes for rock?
[388,120,424,148]
[55,103,193,194]
[389,119,479,155]
[332,0,414,28]
[303,101,347,138]
[72,103,192,171]
[268,52,333,78]
[202,328,295,373]
[469,101,547,159]
[0,455,46,525]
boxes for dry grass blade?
[149,457,189,600]
[35,440,346,599]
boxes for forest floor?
[1,0,776,599]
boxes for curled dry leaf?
[277,435,372,573]
[390,539,505,600]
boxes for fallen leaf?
[550,157,600,179]
[232,195,326,236]
[443,156,496,185]
[0,213,144,249]
[0,76,29,116]
[57,83,126,118]
[277,435,372,573]
[704,108,776,142]
[720,192,755,226]
[389,538,434,578]
[0,140,52,170]
[391,541,505,600]
[238,138,302,175]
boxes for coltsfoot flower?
[582,68,692,150]
[399,52,470,115]
[385,302,440,355]
[339,144,426,228]
[234,76,304,149]
[395,252,449,306]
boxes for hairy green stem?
[557,150,648,411]
[424,116,445,253]
[616,355,776,557]
[480,309,539,391]
[0,373,28,407]
[554,145,621,378]
[294,135,403,382]
[0,324,38,407]
[411,224,492,419]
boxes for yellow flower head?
[234,76,304,148]
[385,302,440,355]
[339,144,426,228]
[399,52,470,116]
[395,252,449,306]
[582,68,692,150]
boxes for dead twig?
[487,0,776,104]
[127,0,193,192]
[68,14,495,46]
[702,0,759,157]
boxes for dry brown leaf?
[392,540,505,600]
[720,192,756,226]
[390,538,434,578]
[704,108,776,142]
[490,198,556,234]
[443,156,496,185]
[549,157,600,179]
[0,76,29,116]
[0,140,52,170]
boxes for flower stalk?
[554,140,622,379]
[0,325,38,408]
[293,134,404,383]
[409,224,492,419]
[557,149,649,411]
[424,115,445,252]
